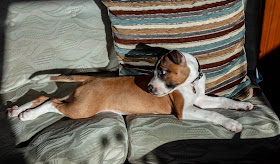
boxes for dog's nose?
[148,84,153,93]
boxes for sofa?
[0,0,279,163]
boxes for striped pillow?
[102,0,252,99]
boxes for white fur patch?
[18,101,63,121]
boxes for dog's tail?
[33,75,93,83]
[50,75,93,82]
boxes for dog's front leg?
[194,95,254,110]
[193,74,253,110]
[183,105,243,133]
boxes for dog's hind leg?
[16,100,64,121]
[7,95,70,121]
[7,96,50,118]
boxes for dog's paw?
[6,102,33,119]
[222,119,243,133]
[235,102,254,111]
[7,105,19,117]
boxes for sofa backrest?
[0,0,118,102]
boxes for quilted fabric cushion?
[23,112,128,164]
[9,112,64,145]
[1,0,117,102]
[126,97,280,163]
[102,0,252,99]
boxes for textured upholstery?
[126,96,280,163]
[0,0,118,102]
[11,112,128,164]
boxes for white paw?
[7,102,33,119]
[235,102,254,111]
[222,119,243,133]
[7,105,19,117]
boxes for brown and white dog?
[7,48,253,133]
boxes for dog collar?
[191,58,203,85]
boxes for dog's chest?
[178,85,197,106]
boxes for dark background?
[258,47,280,118]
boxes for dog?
[7,48,253,133]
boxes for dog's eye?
[161,69,170,75]
[158,69,170,78]
[166,83,177,89]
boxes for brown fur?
[169,90,184,119]
[159,51,190,87]
[50,75,93,82]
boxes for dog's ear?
[167,50,186,66]
[135,43,169,57]
[135,43,152,50]
[156,48,170,58]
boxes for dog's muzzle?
[148,84,156,94]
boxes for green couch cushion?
[23,112,128,164]
[126,96,280,162]
[1,0,118,102]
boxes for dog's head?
[148,50,190,97]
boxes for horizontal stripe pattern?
[102,0,252,99]
[112,11,244,35]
